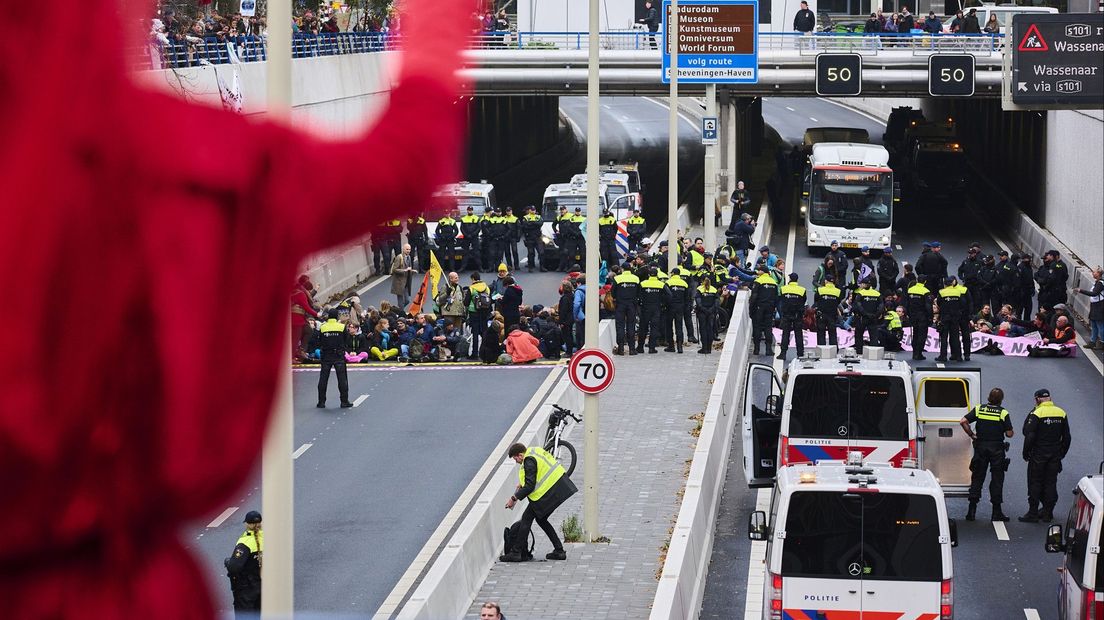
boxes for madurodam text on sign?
[666,4,755,54]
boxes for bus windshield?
[810,169,893,229]
[781,491,942,581]
[788,374,909,440]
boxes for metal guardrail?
[134,30,1003,71]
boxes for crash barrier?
[649,201,772,620]
[653,204,692,249]
[1009,211,1097,327]
[394,319,613,620]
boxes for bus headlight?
[808,230,818,241]
[799,205,807,216]
[879,235,889,246]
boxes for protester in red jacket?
[506,326,543,363]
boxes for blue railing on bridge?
[137,30,1002,71]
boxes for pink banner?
[770,327,1076,357]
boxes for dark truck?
[901,119,968,200]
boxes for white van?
[748,457,958,620]
[742,347,980,494]
[1046,473,1104,620]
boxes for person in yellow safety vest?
[1018,388,1070,523]
[936,276,966,362]
[953,278,975,362]
[959,387,1015,523]
[436,210,460,272]
[502,442,578,562]
[382,218,404,265]
[905,279,933,361]
[637,267,666,353]
[851,279,883,354]
[224,510,263,615]
[503,208,520,271]
[459,206,482,271]
[879,306,905,352]
[814,276,843,346]
[597,209,619,267]
[695,278,721,354]
[479,209,497,271]
[749,268,779,356]
[777,273,807,360]
[665,267,692,353]
[317,308,353,408]
[520,206,543,272]
[626,209,647,252]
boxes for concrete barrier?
[395,319,614,620]
[1008,211,1097,325]
[649,201,772,620]
[654,204,693,246]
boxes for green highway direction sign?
[1010,13,1104,108]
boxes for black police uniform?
[977,257,999,315]
[936,284,966,361]
[814,283,842,346]
[225,519,262,615]
[370,223,387,275]
[317,317,352,408]
[665,273,691,352]
[994,255,1015,312]
[695,282,721,354]
[485,213,508,270]
[748,273,778,355]
[435,216,459,272]
[1015,258,1036,321]
[877,253,899,296]
[963,403,1013,518]
[1036,257,1070,311]
[626,214,647,252]
[1021,399,1071,521]
[612,271,641,355]
[504,211,520,270]
[520,212,543,272]
[598,214,619,267]
[777,280,808,358]
[559,214,582,271]
[459,212,482,270]
[904,282,933,360]
[958,253,983,310]
[638,275,666,353]
[407,216,428,271]
[851,288,883,354]
[382,219,403,265]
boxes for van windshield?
[781,491,942,581]
[788,374,909,440]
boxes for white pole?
[726,99,737,217]
[582,0,601,543]
[263,0,294,615]
[704,83,717,252]
[667,0,679,273]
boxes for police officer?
[958,243,983,309]
[851,278,883,354]
[905,277,934,361]
[479,208,494,270]
[749,267,778,356]
[777,272,807,360]
[407,214,428,271]
[1015,253,1036,321]
[626,209,647,252]
[611,265,641,356]
[977,253,999,315]
[814,275,843,346]
[915,241,948,292]
[435,210,460,272]
[502,442,578,562]
[954,276,974,362]
[1036,249,1070,311]
[316,309,353,408]
[598,209,619,267]
[695,276,721,354]
[559,208,583,272]
[503,207,520,271]
[570,207,587,266]
[936,276,966,362]
[877,246,899,296]
[459,206,482,271]
[370,222,387,276]
[382,218,404,266]
[638,267,666,354]
[485,207,508,271]
[665,267,691,353]
[225,510,263,616]
[960,387,1014,522]
[520,205,543,272]
[994,250,1015,312]
[1019,389,1071,523]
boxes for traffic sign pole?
[668,0,680,273]
[583,0,601,544]
[704,84,717,253]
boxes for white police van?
[1046,472,1104,620]
[742,347,980,494]
[748,455,958,620]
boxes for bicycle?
[544,404,581,477]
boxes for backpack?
[475,290,492,311]
[408,339,426,361]
[503,520,535,558]
[455,333,472,358]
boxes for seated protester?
[1049,303,1072,330]
[1028,315,1076,358]
[378,300,400,329]
[367,319,400,361]
[880,305,906,352]
[345,322,371,363]
[974,304,997,328]
[393,317,417,360]
[531,309,561,359]
[836,295,854,330]
[410,313,437,360]
[997,304,1032,336]
[433,318,461,361]
[802,306,818,331]
[505,324,542,364]
[1028,312,1048,336]
[480,319,505,364]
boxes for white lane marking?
[809,117,819,122]
[819,98,888,128]
[641,96,700,130]
[1024,609,1041,620]
[292,443,313,460]
[936,362,946,368]
[206,506,239,528]
[895,244,902,250]
[353,394,368,407]
[993,521,1010,541]
[785,106,795,112]
[602,103,612,110]
[1075,333,1104,376]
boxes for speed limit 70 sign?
[928,55,975,97]
[568,348,615,394]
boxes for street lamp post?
[582,0,602,543]
[668,0,680,272]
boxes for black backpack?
[475,290,492,311]
[503,520,535,558]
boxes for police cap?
[658,240,669,248]
[944,276,956,285]
[703,252,713,258]
[998,250,1009,257]
[788,272,799,281]
[884,246,893,253]
[244,510,262,524]
[1033,388,1050,399]
[327,308,341,320]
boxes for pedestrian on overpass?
[224,510,263,616]
[960,388,1014,522]
[793,1,816,33]
[502,442,577,562]
[1019,389,1071,523]
[317,308,353,408]
[638,1,660,50]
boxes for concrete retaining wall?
[396,320,614,620]
[1044,110,1104,270]
[649,201,773,620]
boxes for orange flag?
[408,271,431,314]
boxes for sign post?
[1006,13,1104,110]
[583,0,602,544]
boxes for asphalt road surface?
[701,96,1104,620]
[185,365,553,617]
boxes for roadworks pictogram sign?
[1018,24,1049,52]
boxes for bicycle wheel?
[546,439,577,478]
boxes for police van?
[747,455,958,620]
[741,346,980,494]
[428,181,496,264]
[1045,472,1104,620]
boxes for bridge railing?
[133,30,1004,71]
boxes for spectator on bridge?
[1073,267,1104,349]
[983,14,1001,35]
[923,11,943,34]
[899,7,915,32]
[639,1,660,50]
[864,13,883,34]
[962,8,981,34]
[793,1,816,33]
[948,10,965,34]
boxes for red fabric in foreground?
[0,0,467,617]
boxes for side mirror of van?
[1045,524,1065,553]
[948,518,958,548]
[748,511,768,541]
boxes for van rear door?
[742,363,782,487]
[913,368,981,495]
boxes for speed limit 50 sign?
[568,348,616,394]
[928,55,975,97]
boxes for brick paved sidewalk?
[464,349,718,619]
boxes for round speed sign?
[568,348,615,394]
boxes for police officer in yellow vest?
[880,307,905,352]
[959,387,1014,522]
[1019,389,1071,523]
[851,278,883,354]
[905,279,933,361]
[665,267,691,353]
[777,273,807,360]
[936,276,966,362]
[503,208,520,271]
[814,276,842,346]
[436,210,460,272]
[317,309,353,408]
[225,510,263,616]
[626,208,647,252]
[502,442,578,562]
[382,218,404,265]
[520,206,543,272]
[460,206,482,271]
[598,209,619,267]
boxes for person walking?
[390,243,415,309]
[1019,389,1071,523]
[317,308,353,408]
[777,273,807,360]
[501,442,578,562]
[639,0,660,50]
[960,388,1014,522]
[224,510,263,617]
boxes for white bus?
[748,456,958,620]
[801,142,899,254]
